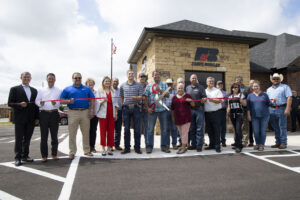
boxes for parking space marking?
[58,156,80,200]
[0,162,66,183]
[0,190,22,200]
[244,152,300,174]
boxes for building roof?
[233,30,300,72]
[128,20,266,64]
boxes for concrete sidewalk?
[58,128,300,159]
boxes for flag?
[112,43,117,54]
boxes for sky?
[0,0,300,104]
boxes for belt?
[69,108,88,111]
[41,109,58,113]
[270,104,287,108]
[123,104,138,109]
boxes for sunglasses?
[73,77,82,80]
[272,78,280,80]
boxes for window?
[184,70,225,89]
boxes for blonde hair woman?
[96,76,118,156]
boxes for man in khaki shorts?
[60,72,95,159]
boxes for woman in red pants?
[96,76,118,156]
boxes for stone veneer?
[137,36,251,92]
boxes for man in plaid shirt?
[120,70,144,154]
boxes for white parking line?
[58,156,80,200]
[244,152,300,174]
[0,162,66,182]
[0,190,22,200]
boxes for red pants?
[99,118,115,147]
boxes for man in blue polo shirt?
[267,73,292,149]
[60,72,95,159]
[144,70,170,153]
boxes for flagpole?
[111,38,113,80]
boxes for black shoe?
[135,149,142,154]
[162,149,171,153]
[232,146,236,150]
[216,148,221,153]
[235,148,241,153]
[15,159,22,167]
[91,148,97,153]
[187,146,196,150]
[121,150,131,154]
[22,156,34,162]
[196,147,202,152]
[204,146,215,150]
[115,146,123,151]
[231,143,236,146]
[222,143,227,147]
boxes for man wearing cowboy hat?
[165,78,178,149]
[267,73,292,149]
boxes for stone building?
[128,20,300,132]
[128,20,266,90]
[128,20,300,93]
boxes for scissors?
[149,84,171,111]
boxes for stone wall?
[137,36,251,93]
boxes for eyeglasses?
[73,77,82,80]
[233,87,239,89]
[272,78,280,81]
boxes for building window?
[142,56,147,73]
[184,70,225,89]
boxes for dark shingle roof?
[128,20,266,64]
[233,30,300,72]
[154,20,233,36]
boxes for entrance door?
[184,70,225,89]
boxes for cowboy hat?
[270,73,283,82]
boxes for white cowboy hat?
[270,73,283,82]
[166,78,173,84]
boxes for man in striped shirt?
[120,69,144,154]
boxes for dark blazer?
[8,85,39,124]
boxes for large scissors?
[149,84,171,111]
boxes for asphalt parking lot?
[0,125,300,200]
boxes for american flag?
[112,42,117,54]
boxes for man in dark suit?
[8,72,39,166]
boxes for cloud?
[0,0,300,104]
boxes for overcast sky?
[0,0,300,103]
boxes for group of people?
[8,70,294,167]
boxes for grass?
[0,122,12,125]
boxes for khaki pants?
[242,112,249,145]
[68,109,90,154]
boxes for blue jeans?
[114,109,122,147]
[166,111,178,147]
[146,110,168,151]
[188,108,204,148]
[252,115,270,146]
[140,111,148,146]
[219,108,227,144]
[269,107,287,146]
[123,106,141,151]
